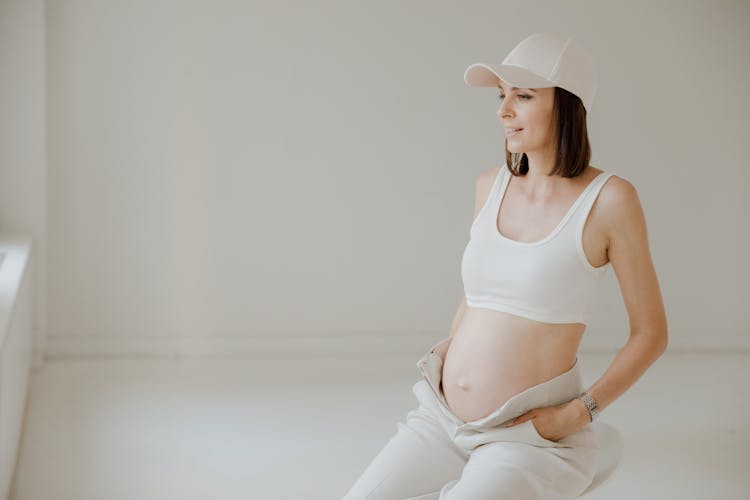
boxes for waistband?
[416,336,584,431]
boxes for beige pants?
[342,336,599,500]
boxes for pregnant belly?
[441,307,584,423]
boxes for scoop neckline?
[494,165,605,247]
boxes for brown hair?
[504,87,591,178]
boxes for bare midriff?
[441,307,585,423]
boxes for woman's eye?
[497,94,531,100]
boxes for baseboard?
[43,331,443,359]
[42,331,749,360]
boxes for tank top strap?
[573,172,616,229]
[469,164,507,235]
[489,164,508,200]
[482,164,509,216]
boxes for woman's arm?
[566,176,669,425]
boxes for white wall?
[0,0,46,368]
[5,0,748,359]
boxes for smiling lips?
[506,128,523,137]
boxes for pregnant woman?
[343,32,668,500]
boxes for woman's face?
[496,78,556,155]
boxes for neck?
[518,149,561,200]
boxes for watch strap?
[578,391,600,421]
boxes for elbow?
[657,322,669,353]
[631,327,669,356]
[632,315,669,355]
[656,340,668,359]
[655,330,669,356]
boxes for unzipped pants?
[342,336,599,500]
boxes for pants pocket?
[523,419,573,448]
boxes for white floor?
[8,348,750,500]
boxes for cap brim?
[464,63,554,89]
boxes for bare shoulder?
[594,173,643,243]
[596,173,640,215]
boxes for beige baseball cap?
[464,32,598,114]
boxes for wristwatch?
[578,391,600,422]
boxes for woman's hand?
[504,399,590,442]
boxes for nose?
[497,96,513,120]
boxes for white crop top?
[460,163,615,326]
